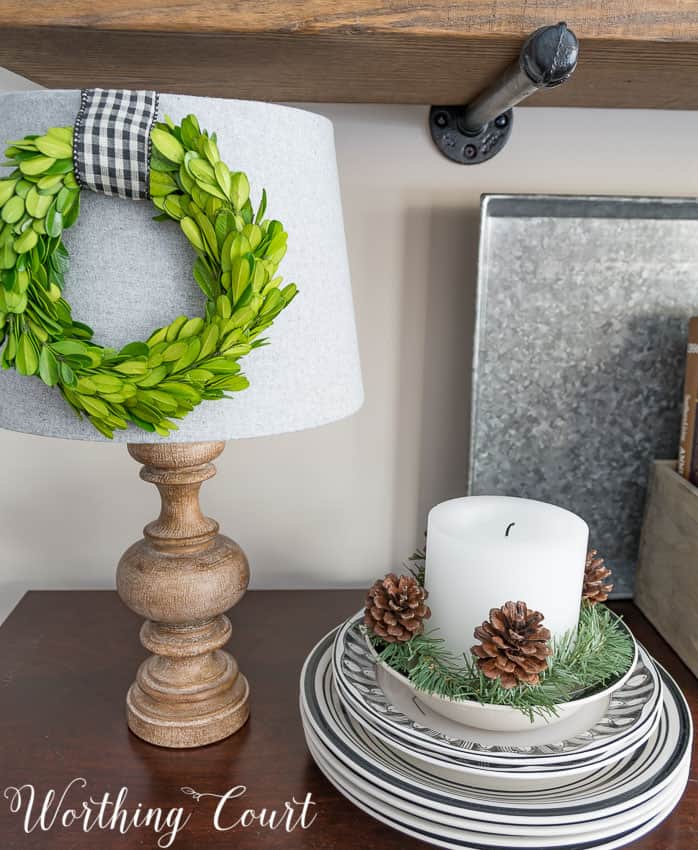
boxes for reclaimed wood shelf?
[0,590,696,848]
[0,2,697,108]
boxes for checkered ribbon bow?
[73,88,160,200]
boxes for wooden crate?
[635,460,698,679]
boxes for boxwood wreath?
[0,115,297,438]
[364,553,635,721]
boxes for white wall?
[2,66,698,623]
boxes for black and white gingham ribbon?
[73,89,159,200]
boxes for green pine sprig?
[0,114,297,437]
[369,602,635,721]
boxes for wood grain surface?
[636,461,698,681]
[116,442,250,748]
[1,2,698,107]
[0,591,696,849]
[1,1,697,39]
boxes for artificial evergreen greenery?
[368,600,635,721]
[0,115,297,437]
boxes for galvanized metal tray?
[470,195,698,597]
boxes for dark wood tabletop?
[0,591,695,849]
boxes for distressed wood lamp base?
[116,441,250,748]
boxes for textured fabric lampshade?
[0,90,363,442]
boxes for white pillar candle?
[424,496,589,658]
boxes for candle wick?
[505,522,516,537]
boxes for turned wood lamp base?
[116,441,250,748]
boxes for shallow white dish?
[363,613,638,732]
[334,613,660,764]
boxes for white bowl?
[367,620,638,733]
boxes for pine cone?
[364,573,431,643]
[583,549,614,604]
[471,601,552,689]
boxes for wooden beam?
[1,2,698,107]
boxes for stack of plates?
[300,612,692,849]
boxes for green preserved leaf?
[90,373,124,393]
[19,155,56,176]
[151,128,185,164]
[35,135,73,159]
[178,317,205,339]
[198,325,220,359]
[0,240,17,270]
[76,376,97,395]
[4,290,27,314]
[14,180,32,199]
[161,341,188,362]
[193,257,217,299]
[193,209,219,259]
[214,161,231,198]
[38,346,60,386]
[119,341,150,358]
[13,227,38,254]
[1,195,24,224]
[0,179,17,207]
[51,339,89,357]
[196,181,228,202]
[46,127,73,145]
[61,194,80,229]
[170,337,201,373]
[25,186,53,219]
[180,217,204,252]
[79,394,110,418]
[147,326,168,347]
[55,187,76,215]
[188,158,216,185]
[165,315,188,342]
[230,255,252,305]
[136,365,168,387]
[16,333,38,375]
[163,195,186,220]
[149,170,178,197]
[113,358,149,376]
[255,189,267,224]
[37,174,63,192]
[215,294,232,320]
[41,159,74,176]
[45,204,63,238]
[230,172,250,210]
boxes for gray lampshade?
[0,90,363,442]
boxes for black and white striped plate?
[301,627,691,827]
[304,725,688,849]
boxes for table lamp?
[0,89,363,748]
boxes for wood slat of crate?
[636,460,698,679]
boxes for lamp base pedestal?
[117,441,250,748]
